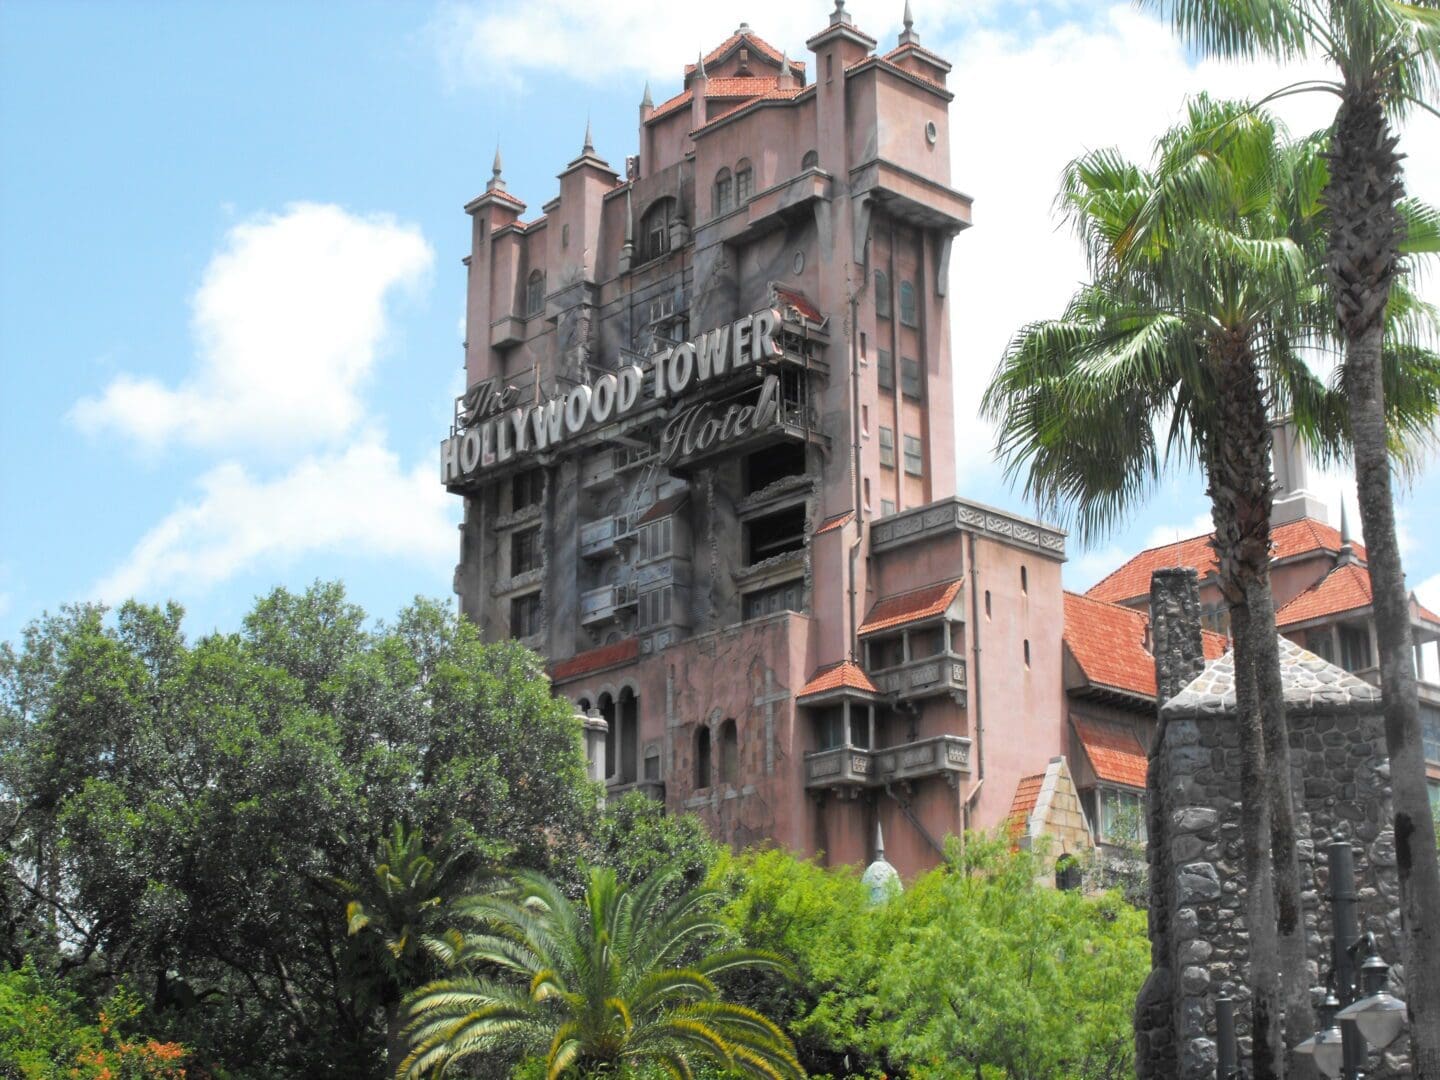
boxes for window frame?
[903,434,923,477]
[510,591,543,638]
[734,159,754,203]
[874,271,891,319]
[877,349,895,391]
[898,280,918,326]
[900,356,923,400]
[713,168,733,217]
[526,269,545,317]
[879,426,895,468]
[510,526,541,575]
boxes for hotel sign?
[441,309,784,484]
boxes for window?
[903,434,923,476]
[1339,624,1372,672]
[877,350,894,390]
[695,725,712,788]
[879,426,895,468]
[1024,638,1031,667]
[713,168,733,216]
[867,633,905,671]
[874,271,891,318]
[735,159,754,203]
[511,527,541,574]
[899,280,917,326]
[745,443,806,494]
[881,498,896,517]
[719,719,739,784]
[512,469,543,511]
[743,579,804,620]
[985,589,992,619]
[1309,629,1335,663]
[510,592,542,638]
[815,707,844,749]
[639,587,673,628]
[746,505,806,564]
[641,198,673,261]
[644,747,660,782]
[801,149,819,170]
[526,269,545,317]
[901,356,922,399]
[1021,565,1029,594]
[1422,705,1440,765]
[638,518,673,562]
[1097,787,1147,846]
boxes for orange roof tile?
[1087,517,1364,604]
[857,579,963,637]
[1072,715,1148,789]
[797,660,880,700]
[649,88,692,121]
[685,30,802,75]
[1007,773,1044,839]
[814,511,853,535]
[693,86,805,132]
[774,284,823,323]
[1064,591,1226,699]
[635,492,688,526]
[550,637,639,682]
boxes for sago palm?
[1140,1,1440,1072]
[400,864,805,1079]
[981,96,1440,1080]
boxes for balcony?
[579,515,633,559]
[871,653,968,704]
[579,582,637,626]
[872,735,973,786]
[804,734,973,791]
[580,446,646,491]
[804,745,875,790]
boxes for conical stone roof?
[1161,636,1381,720]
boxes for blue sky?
[2,0,1438,645]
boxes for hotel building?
[441,3,1071,877]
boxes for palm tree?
[400,864,805,1080]
[338,825,475,1079]
[981,97,1440,1079]
[1140,1,1440,1072]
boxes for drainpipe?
[967,531,986,810]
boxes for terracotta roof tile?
[635,492,688,526]
[1064,591,1226,699]
[1087,517,1363,604]
[797,660,880,699]
[774,284,823,323]
[1007,773,1044,839]
[684,30,802,74]
[692,86,805,132]
[1275,562,1372,627]
[814,511,853,535]
[1071,715,1148,789]
[550,637,639,682]
[857,579,963,637]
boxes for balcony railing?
[579,582,637,625]
[804,735,972,791]
[871,653,967,703]
[579,515,633,559]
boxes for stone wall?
[1136,570,1405,1079]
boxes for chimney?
[691,50,708,131]
[1150,567,1207,706]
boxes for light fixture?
[1336,938,1407,1050]
[1295,987,1345,1079]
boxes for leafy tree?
[588,792,720,895]
[870,837,1148,1080]
[1139,1,1440,1071]
[0,584,599,1079]
[402,865,805,1080]
[981,97,1440,1073]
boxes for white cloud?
[1064,543,1129,592]
[1417,573,1440,612]
[1144,511,1214,549]
[72,203,433,454]
[95,435,455,602]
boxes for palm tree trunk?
[385,1000,407,1080]
[1207,340,1307,1078]
[1327,89,1440,1078]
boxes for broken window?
[746,505,806,564]
[510,591,542,638]
[745,443,806,495]
[511,526,541,574]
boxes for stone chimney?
[1150,567,1207,704]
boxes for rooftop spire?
[875,819,886,860]
[487,144,506,192]
[1338,499,1359,565]
[641,80,653,108]
[899,0,921,45]
[582,114,594,154]
[831,0,850,25]
[695,49,707,78]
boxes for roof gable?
[1161,636,1381,719]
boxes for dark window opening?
[512,469,543,511]
[801,149,819,170]
[985,590,992,619]
[1340,624,1372,672]
[600,693,617,779]
[695,725,712,789]
[878,350,894,390]
[1024,639,1031,667]
[644,748,660,782]
[746,505,806,564]
[526,269,545,316]
[642,199,673,261]
[879,427,895,468]
[875,271,891,318]
[735,159,754,203]
[1021,565,1029,593]
[903,434,923,477]
[746,443,807,494]
[911,625,944,659]
[868,633,905,671]
[743,579,805,620]
[511,527,541,574]
[1056,855,1082,891]
[815,706,844,749]
[719,719,739,784]
[510,592,542,638]
[899,280,917,326]
[714,168,733,216]
[901,356,922,400]
[618,688,639,785]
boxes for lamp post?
[1291,841,1408,1080]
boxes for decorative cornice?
[871,497,1066,560]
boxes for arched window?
[874,270,891,318]
[898,280,917,326]
[801,149,819,170]
[714,168,733,216]
[641,198,673,261]
[719,719,739,784]
[526,269,545,317]
[599,692,616,780]
[618,687,639,785]
[695,725,712,789]
[735,158,754,203]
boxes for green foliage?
[712,839,1149,1080]
[403,864,805,1080]
[588,792,721,894]
[0,962,189,1078]
[0,584,599,1079]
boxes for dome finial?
[899,0,920,45]
[861,818,900,905]
[492,144,503,180]
[583,114,594,154]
